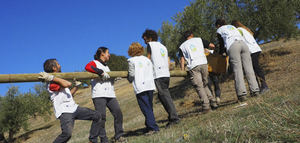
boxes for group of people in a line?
[38,18,269,143]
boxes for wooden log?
[0,70,187,83]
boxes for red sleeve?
[49,83,61,91]
[85,61,97,73]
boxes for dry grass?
[15,38,300,143]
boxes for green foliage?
[107,54,128,71]
[0,85,51,142]
[159,0,300,61]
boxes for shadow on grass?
[123,128,148,137]
[16,124,53,142]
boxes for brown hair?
[231,20,254,35]
[128,42,144,57]
[94,47,108,60]
[43,58,57,73]
[215,18,226,27]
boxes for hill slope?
[17,39,300,143]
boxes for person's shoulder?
[128,56,139,61]
[193,37,203,41]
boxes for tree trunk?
[0,70,187,83]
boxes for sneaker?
[210,100,218,110]
[216,97,221,104]
[250,91,260,97]
[260,87,270,94]
[238,95,247,102]
[112,136,127,143]
[166,119,180,128]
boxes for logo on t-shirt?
[190,44,197,52]
[138,62,143,68]
[227,25,235,31]
[160,48,166,57]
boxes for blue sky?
[0,0,192,95]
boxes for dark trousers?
[208,73,221,97]
[53,107,101,143]
[136,90,159,131]
[154,77,179,122]
[92,97,124,142]
[251,52,268,89]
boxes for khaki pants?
[188,64,215,109]
[228,40,259,96]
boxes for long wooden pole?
[0,70,187,83]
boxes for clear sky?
[0,0,192,96]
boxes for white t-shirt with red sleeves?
[86,60,116,98]
[47,83,78,118]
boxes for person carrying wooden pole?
[39,59,102,143]
[142,29,180,127]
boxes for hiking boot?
[238,95,247,102]
[166,119,180,128]
[111,136,127,143]
[210,101,218,110]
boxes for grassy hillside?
[15,39,300,143]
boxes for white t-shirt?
[148,41,170,79]
[90,60,116,98]
[217,25,244,50]
[179,37,207,70]
[128,56,156,94]
[47,85,78,118]
[237,27,262,53]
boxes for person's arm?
[52,77,72,88]
[70,81,81,95]
[85,61,103,74]
[217,34,225,51]
[168,57,171,69]
[180,56,185,71]
[85,61,110,79]
[203,39,215,49]
[127,61,135,83]
[147,44,151,59]
[178,49,185,71]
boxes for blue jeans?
[136,90,159,131]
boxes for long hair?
[231,20,254,35]
[128,42,144,57]
[94,47,108,60]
